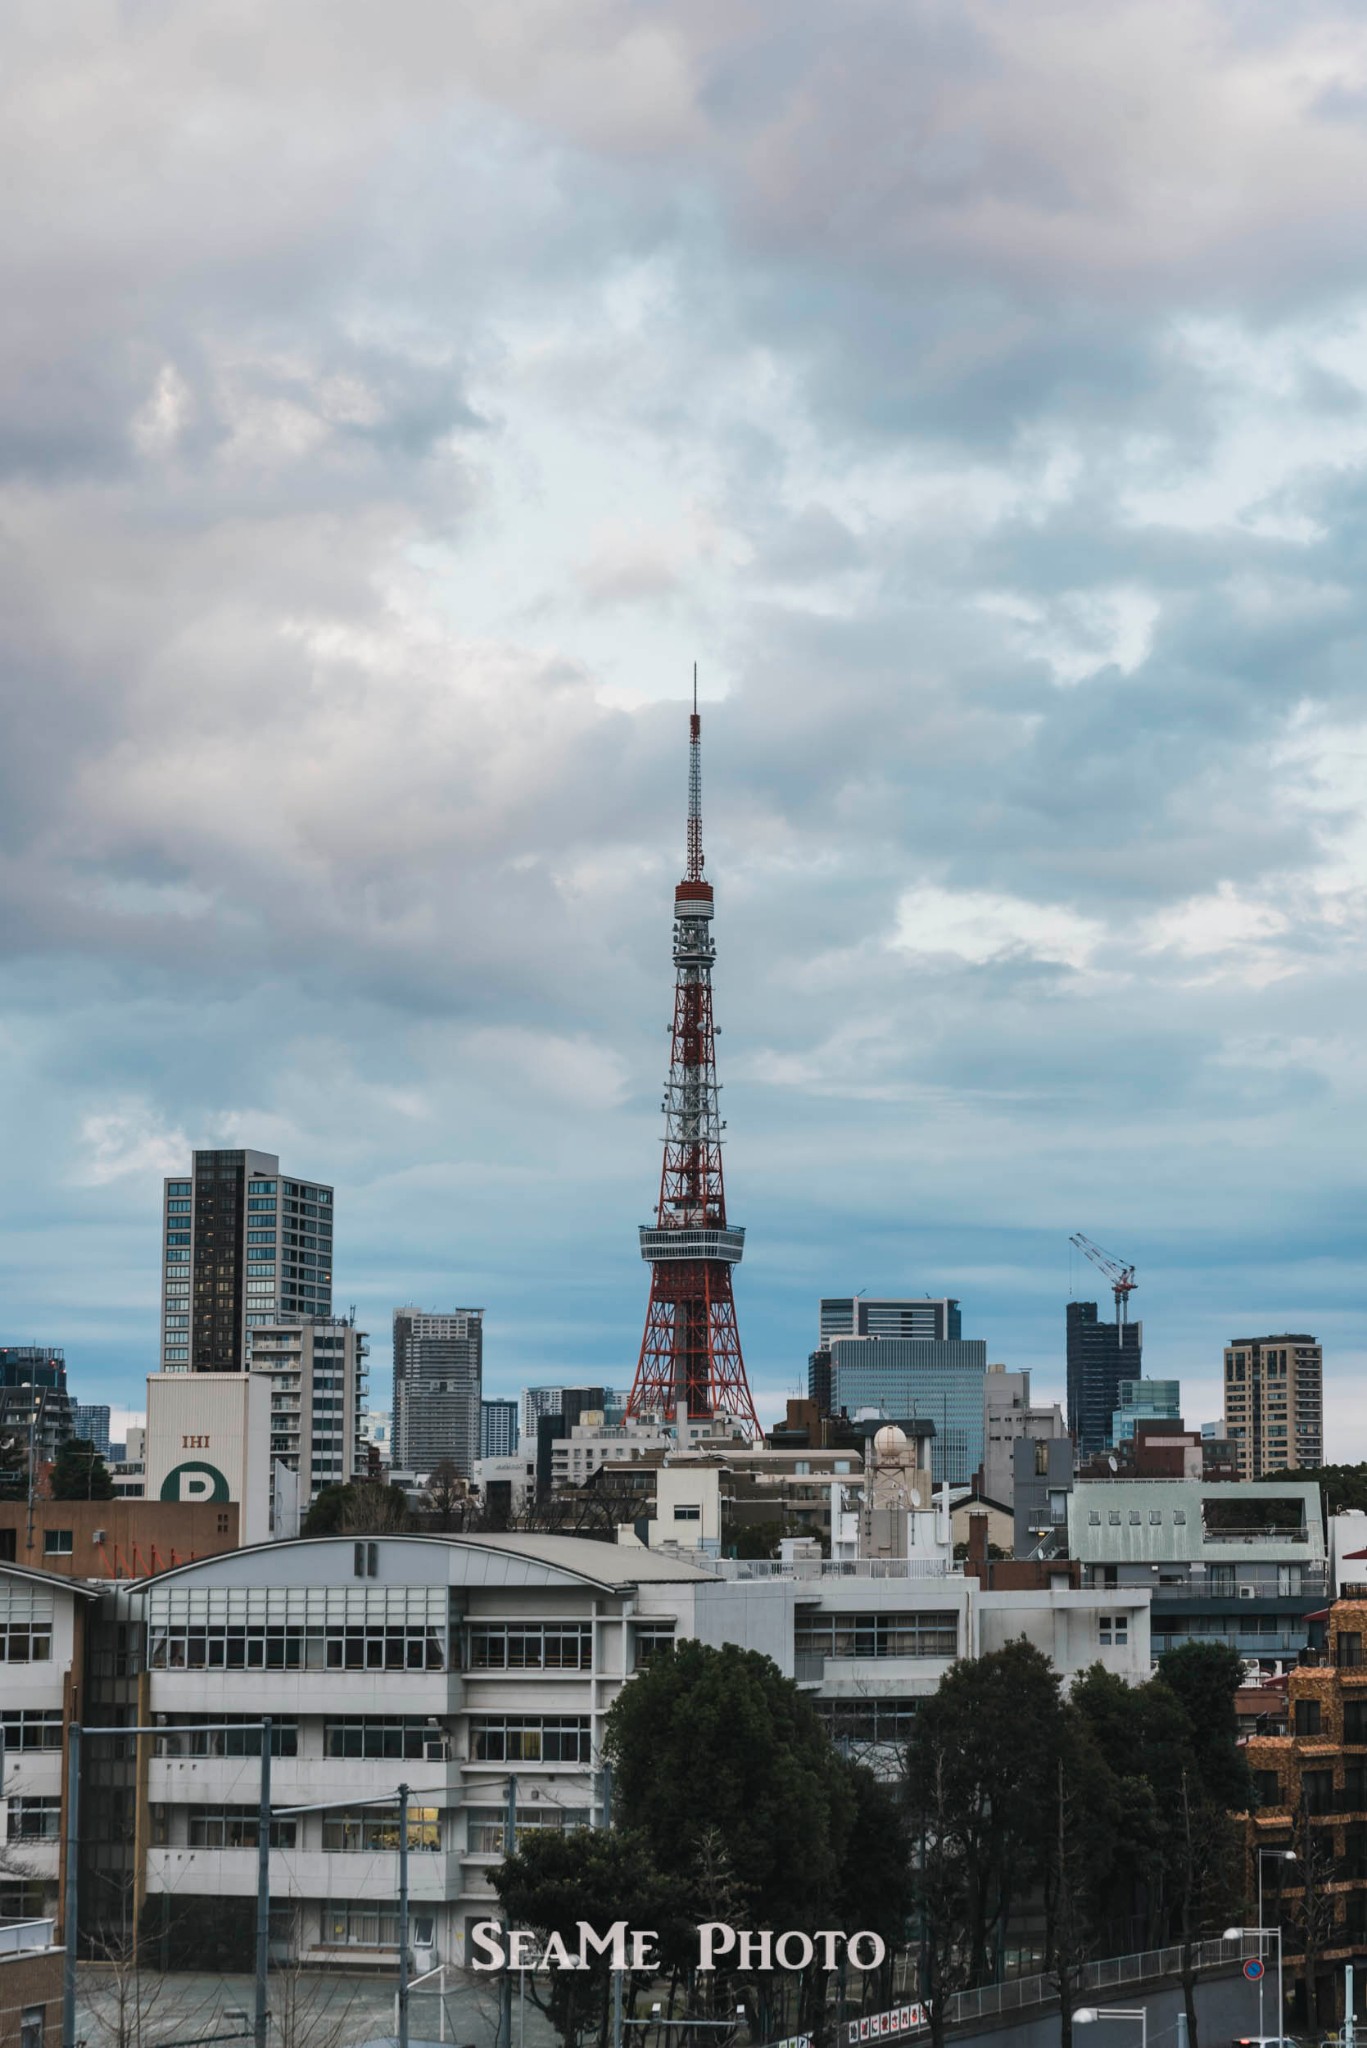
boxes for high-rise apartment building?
[161,1149,334,1371]
[1110,1377,1180,1446]
[521,1386,564,1442]
[0,1348,73,1465]
[480,1400,519,1459]
[1066,1301,1142,1459]
[248,1316,368,1522]
[1224,1334,1323,1479]
[393,1309,483,1477]
[819,1297,962,1345]
[828,1336,989,1484]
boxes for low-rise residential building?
[1069,1476,1326,1671]
[1244,1597,1367,2033]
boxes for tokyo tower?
[625,676,761,1438]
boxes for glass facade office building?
[829,1336,989,1483]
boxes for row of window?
[814,1699,919,1744]
[794,1612,959,1660]
[147,1625,445,1672]
[154,1717,299,1757]
[466,1624,593,1672]
[469,1717,592,1764]
[466,1806,590,1854]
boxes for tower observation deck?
[625,684,761,1437]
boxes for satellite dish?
[1108,1455,1118,1472]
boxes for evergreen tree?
[49,1435,115,1500]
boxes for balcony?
[144,1847,456,1901]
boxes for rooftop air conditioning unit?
[92,1530,106,1544]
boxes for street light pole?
[1226,1925,1284,2045]
[1073,2007,1146,2048]
[1256,1849,1294,2040]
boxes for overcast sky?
[4,2,1367,1446]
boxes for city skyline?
[3,7,1367,1453]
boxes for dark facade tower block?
[1067,1300,1142,1459]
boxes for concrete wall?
[0,1500,238,1578]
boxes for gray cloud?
[2,1,1367,1443]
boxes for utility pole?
[254,1717,272,2048]
[61,1722,81,2048]
[499,1776,517,2048]
[397,1783,410,2048]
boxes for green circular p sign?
[160,1460,230,1504]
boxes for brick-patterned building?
[1245,1596,1367,2032]
[0,1923,62,2048]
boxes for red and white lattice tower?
[625,684,761,1438]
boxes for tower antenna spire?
[626,685,759,1438]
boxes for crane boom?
[1069,1232,1138,1324]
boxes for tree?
[1159,1642,1254,1812]
[1267,1462,1367,1517]
[905,1640,1069,1983]
[419,1460,472,1532]
[492,1826,690,2048]
[49,1435,115,1500]
[300,1480,412,1535]
[605,1640,855,1936]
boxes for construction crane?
[1069,1233,1138,1324]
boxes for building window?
[794,1613,959,1660]
[814,1698,920,1745]
[7,1797,61,1840]
[469,1718,592,1765]
[466,1806,591,1854]
[1302,1769,1335,1816]
[353,1542,378,1580]
[634,1626,676,1670]
[1108,1511,1121,1526]
[43,1530,73,1556]
[20,2010,42,2048]
[1295,1699,1323,1737]
[1254,1771,1283,1809]
[321,1902,399,1949]
[323,1719,443,1761]
[1345,1701,1367,1745]
[1345,1764,1367,1809]
[1148,1510,1162,1526]
[1088,1509,1101,1525]
[672,1505,702,1523]
[321,1807,439,1852]
[153,1718,297,1758]
[1098,1616,1128,1647]
[1338,1631,1364,1669]
[0,1627,52,1663]
[467,1625,592,1673]
[0,1710,63,1752]
[185,1807,296,1849]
